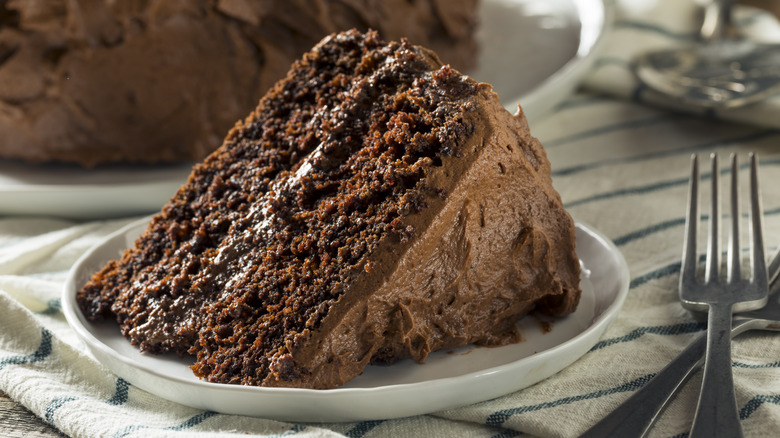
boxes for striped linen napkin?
[3,92,780,437]
[583,0,780,128]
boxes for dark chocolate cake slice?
[77,29,581,389]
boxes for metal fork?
[679,152,768,438]
[579,247,780,438]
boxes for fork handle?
[690,303,743,438]
[579,317,759,438]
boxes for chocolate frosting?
[274,86,581,389]
[0,0,477,166]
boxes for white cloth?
[583,0,780,128]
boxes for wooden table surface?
[3,1,779,437]
[1,390,64,437]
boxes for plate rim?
[62,218,629,421]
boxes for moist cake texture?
[0,0,477,167]
[77,29,581,389]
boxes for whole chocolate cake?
[77,29,581,389]
[0,0,477,167]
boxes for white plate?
[0,161,192,220]
[62,220,629,422]
[0,0,611,220]
[470,0,612,123]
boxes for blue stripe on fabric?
[613,20,697,41]
[565,177,689,209]
[734,360,780,369]
[345,420,385,438]
[552,130,780,177]
[563,150,780,210]
[610,205,780,248]
[629,251,757,292]
[113,411,218,438]
[107,378,130,405]
[740,394,780,420]
[0,328,52,370]
[39,299,62,315]
[630,261,680,290]
[589,322,706,352]
[612,218,686,247]
[544,115,677,148]
[484,374,655,427]
[166,411,216,430]
[44,378,130,425]
[45,397,77,423]
[0,328,134,425]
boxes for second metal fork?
[680,153,768,438]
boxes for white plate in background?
[0,161,192,220]
[63,220,629,422]
[470,0,611,122]
[0,0,611,220]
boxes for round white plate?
[0,0,611,220]
[63,219,629,422]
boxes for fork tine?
[750,153,767,288]
[706,154,719,284]
[677,153,768,438]
[681,154,700,286]
[728,153,741,282]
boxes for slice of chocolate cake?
[77,29,581,389]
